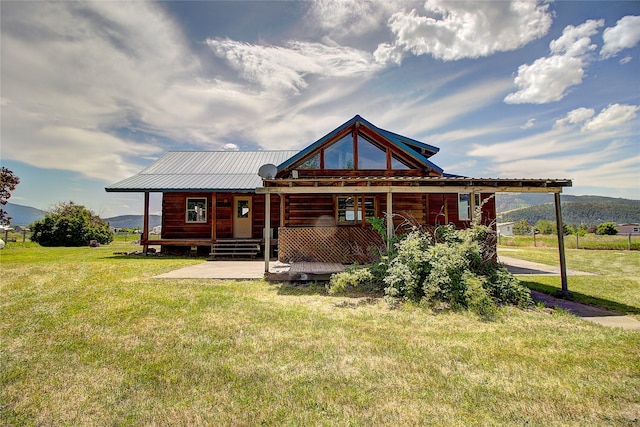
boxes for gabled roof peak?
[277,115,442,173]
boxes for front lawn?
[499,247,640,318]
[1,243,639,425]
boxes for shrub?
[327,266,375,295]
[596,222,618,235]
[332,209,532,317]
[513,219,531,235]
[31,202,113,247]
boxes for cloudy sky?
[1,0,639,217]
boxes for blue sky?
[1,1,639,217]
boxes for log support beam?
[554,192,571,298]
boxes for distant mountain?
[497,194,640,225]
[104,215,162,229]
[3,203,45,226]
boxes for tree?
[31,202,113,246]
[596,222,618,236]
[0,167,20,225]
[512,219,531,235]
[534,220,555,235]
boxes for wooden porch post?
[386,191,393,250]
[470,191,476,222]
[143,192,150,253]
[554,192,570,297]
[264,193,271,273]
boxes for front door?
[233,196,252,238]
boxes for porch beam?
[264,193,271,273]
[257,185,564,195]
[386,191,393,250]
[142,192,150,253]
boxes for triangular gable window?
[292,125,423,171]
[391,154,410,170]
[357,135,387,169]
[324,134,354,169]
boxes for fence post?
[629,233,632,251]
[576,233,579,249]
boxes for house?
[106,115,572,266]
[497,222,515,237]
[617,223,640,235]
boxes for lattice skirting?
[278,227,385,264]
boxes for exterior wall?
[618,224,640,235]
[284,194,334,227]
[161,192,281,241]
[162,192,213,240]
[277,191,498,263]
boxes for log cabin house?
[106,115,572,275]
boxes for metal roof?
[106,151,298,192]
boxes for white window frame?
[186,198,207,223]
[336,196,376,225]
[458,193,481,221]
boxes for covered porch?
[258,176,574,296]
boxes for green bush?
[31,202,113,247]
[330,211,532,317]
[327,266,375,295]
[596,222,618,236]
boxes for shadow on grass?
[522,280,640,316]
[273,281,384,300]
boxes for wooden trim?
[211,193,217,242]
[143,238,213,246]
[258,185,565,195]
[143,192,150,253]
[352,129,358,171]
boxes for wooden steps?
[210,239,261,259]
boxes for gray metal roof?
[106,151,299,192]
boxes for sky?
[1,0,639,218]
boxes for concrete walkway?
[499,255,596,276]
[154,260,275,279]
[531,290,640,330]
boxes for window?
[337,196,376,224]
[324,134,354,169]
[298,152,320,169]
[458,193,481,221]
[186,198,207,223]
[357,135,387,169]
[391,154,410,170]
[237,199,250,218]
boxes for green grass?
[499,246,640,319]
[499,233,640,250]
[1,242,639,425]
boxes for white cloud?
[601,15,640,58]
[521,118,536,129]
[206,39,381,95]
[305,0,400,41]
[222,143,240,151]
[505,20,603,104]
[554,104,638,132]
[0,2,199,181]
[554,107,595,128]
[582,104,639,131]
[374,0,552,63]
[619,56,632,64]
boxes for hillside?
[497,195,640,226]
[3,203,162,229]
[3,203,45,226]
[104,215,162,229]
